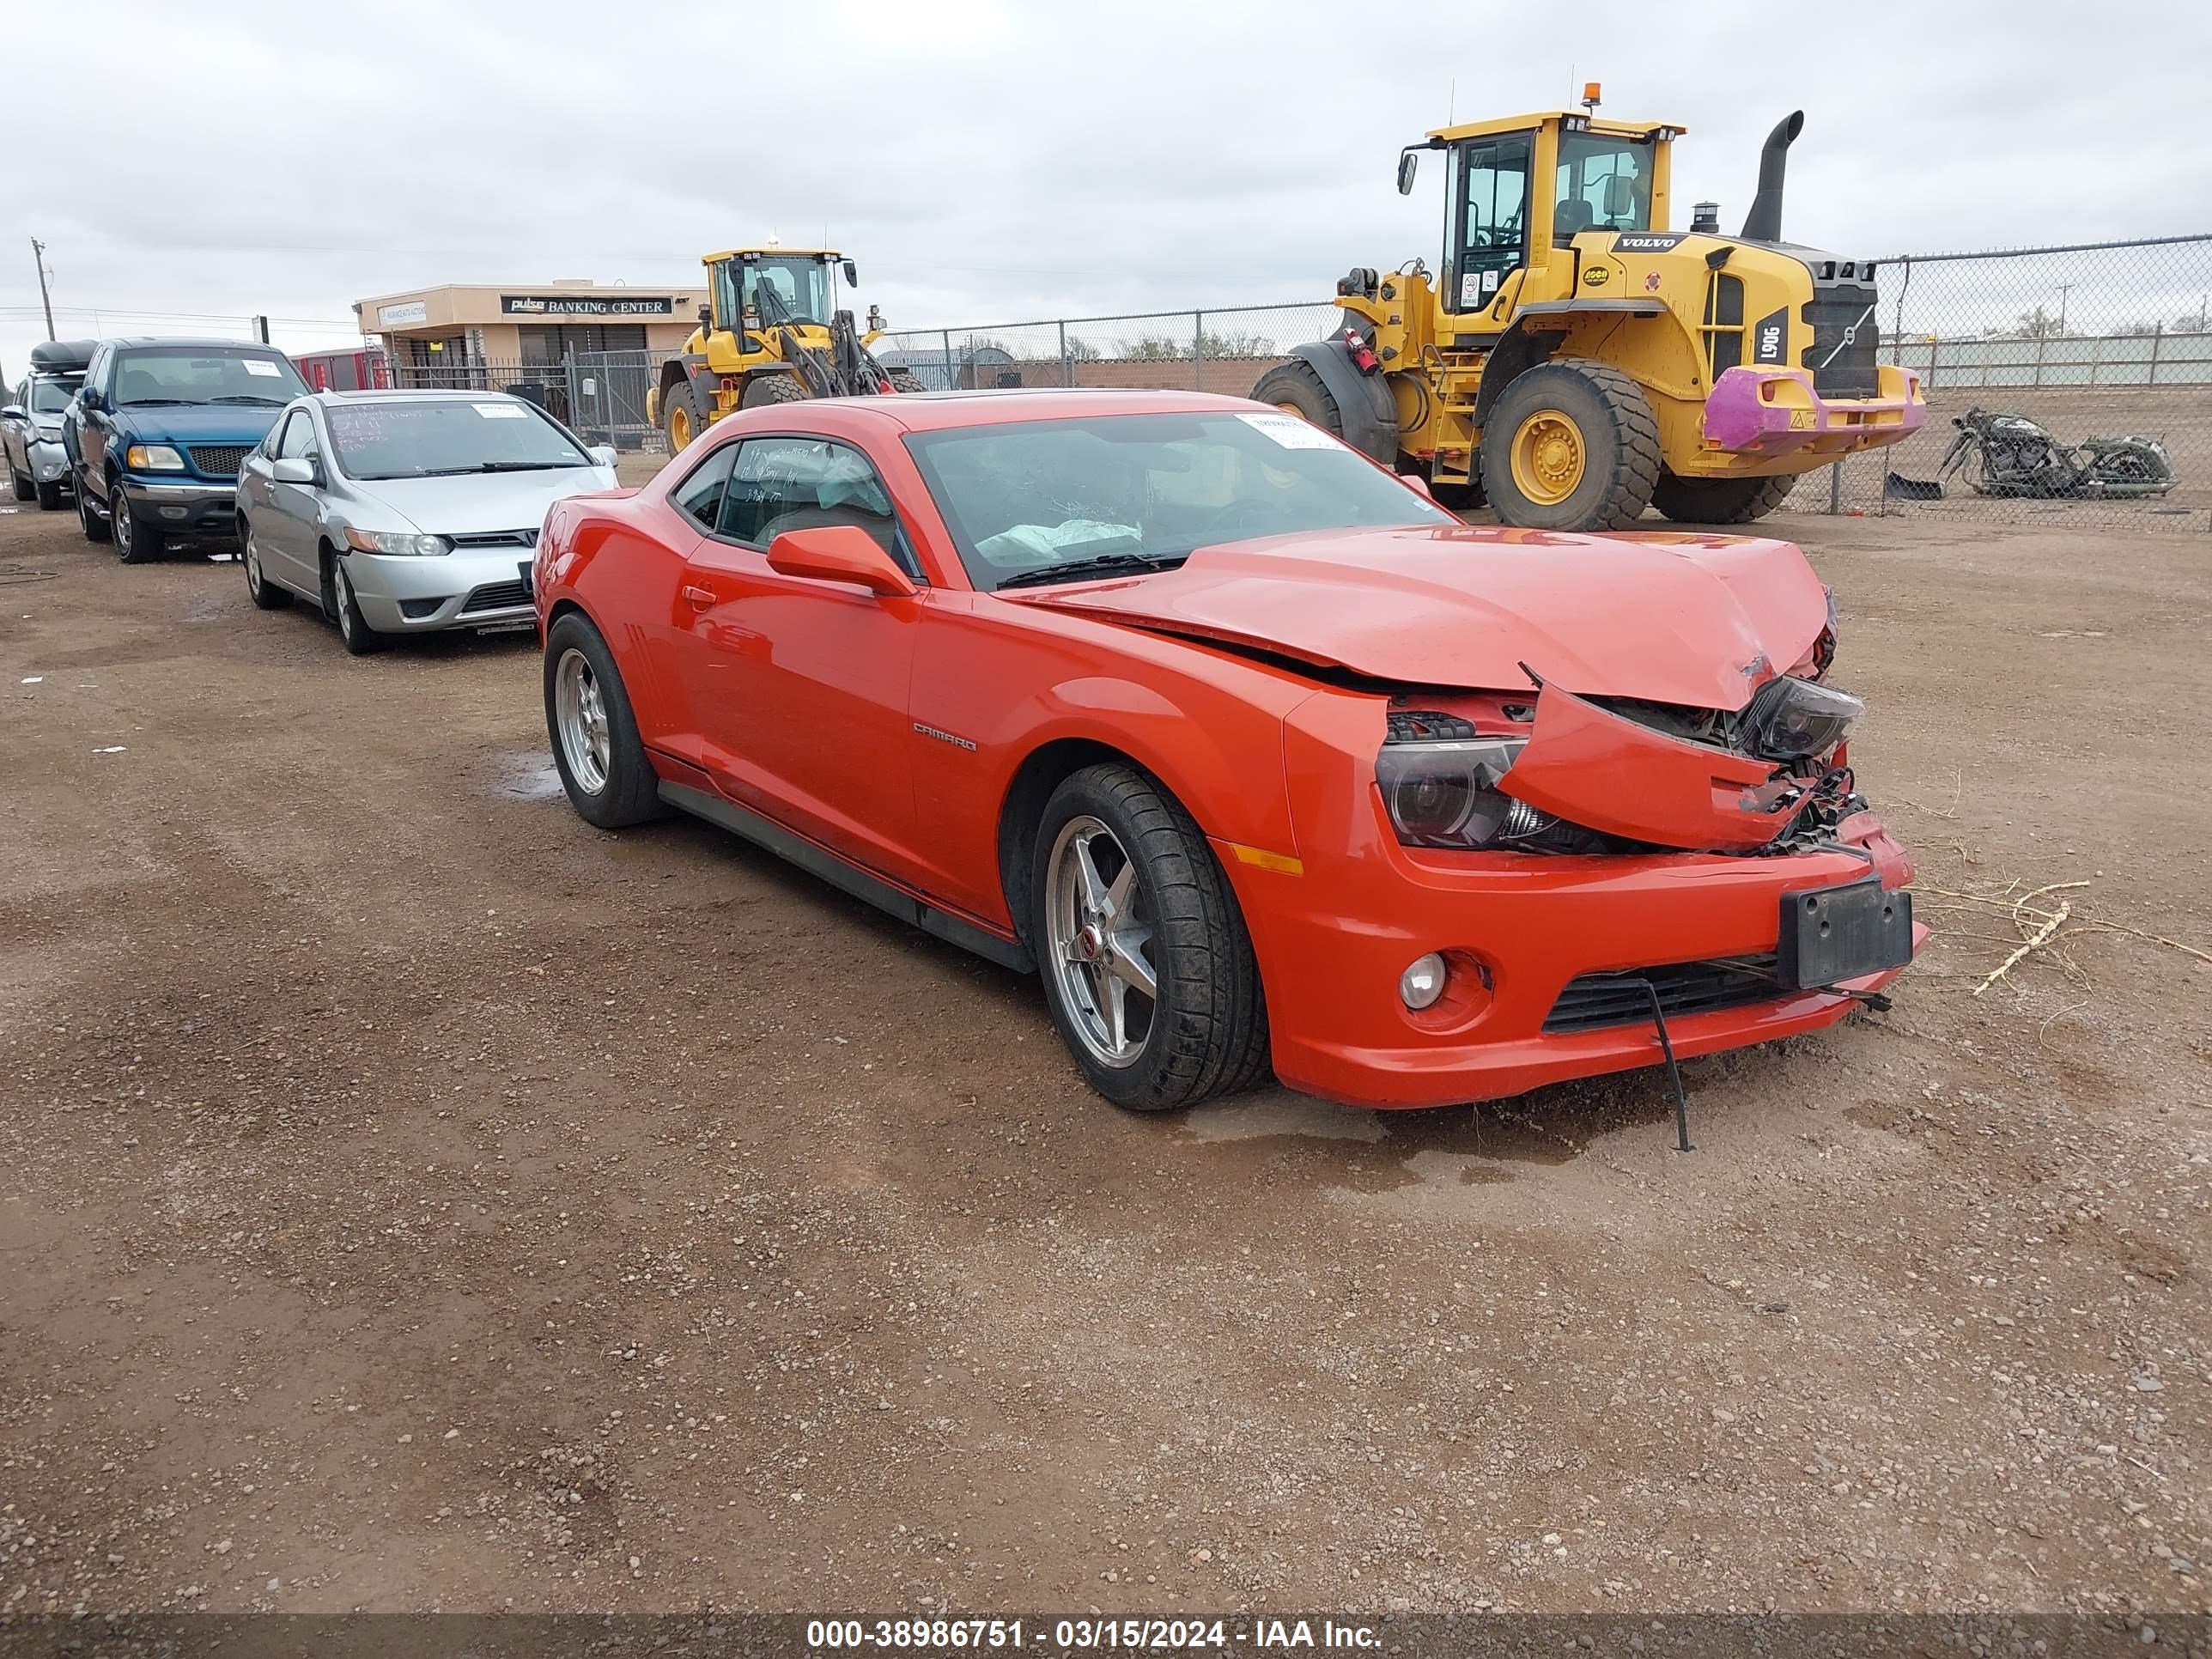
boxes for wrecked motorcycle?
[1933,407,2176,499]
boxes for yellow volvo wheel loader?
[1255,92,1927,530]
[647,247,922,451]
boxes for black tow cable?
[1633,979,1693,1153]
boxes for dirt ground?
[2,476,2207,1625]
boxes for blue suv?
[64,337,311,562]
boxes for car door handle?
[682,584,715,610]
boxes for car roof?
[106,337,295,351]
[848,386,1270,434]
[307,388,531,404]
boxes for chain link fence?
[883,234,2212,532]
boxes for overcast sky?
[4,0,2208,378]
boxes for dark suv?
[63,337,310,562]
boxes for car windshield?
[30,378,79,414]
[325,400,594,481]
[903,410,1455,592]
[112,346,308,407]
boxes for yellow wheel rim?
[1509,410,1585,506]
[668,404,693,450]
[1275,400,1309,418]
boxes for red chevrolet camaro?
[534,388,1918,1114]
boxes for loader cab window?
[1447,135,1530,316]
[739,257,833,327]
[1554,131,1654,244]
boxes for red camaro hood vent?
[1002,524,1831,709]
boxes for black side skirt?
[659,781,1035,975]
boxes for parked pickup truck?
[63,337,311,562]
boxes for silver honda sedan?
[235,390,617,654]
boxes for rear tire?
[661,380,705,452]
[1249,362,1345,439]
[544,611,665,830]
[77,474,112,543]
[1650,471,1797,525]
[241,520,291,609]
[1477,360,1662,531]
[885,368,927,395]
[1030,763,1270,1113]
[739,374,811,409]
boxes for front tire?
[1650,471,1796,525]
[1249,361,1345,439]
[241,520,291,609]
[1477,360,1662,531]
[34,477,64,510]
[77,474,112,543]
[328,556,387,655]
[739,373,811,410]
[1030,763,1269,1112]
[111,486,158,563]
[8,460,31,501]
[544,612,665,830]
[885,368,927,395]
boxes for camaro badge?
[913,721,977,751]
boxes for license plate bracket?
[1778,877,1913,990]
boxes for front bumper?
[1232,830,1918,1109]
[343,545,537,633]
[118,476,240,539]
[1240,696,1920,1110]
[1702,363,1925,460]
[27,438,70,484]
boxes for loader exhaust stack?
[1740,110,1804,243]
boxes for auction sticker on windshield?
[242,360,283,377]
[1239,411,1340,450]
[474,404,530,419]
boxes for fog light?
[1399,952,1447,1011]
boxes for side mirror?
[589,445,617,468]
[1396,149,1419,195]
[842,258,859,287]
[697,303,713,329]
[1604,173,1638,217]
[1399,472,1434,499]
[270,457,317,484]
[766,524,916,599]
[0,404,23,422]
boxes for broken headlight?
[1743,675,1863,761]
[1375,738,1552,848]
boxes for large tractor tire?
[740,374,811,410]
[1249,362,1346,440]
[886,368,927,395]
[1651,471,1797,525]
[661,380,707,453]
[1477,361,1662,532]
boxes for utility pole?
[2055,283,2074,337]
[29,238,56,340]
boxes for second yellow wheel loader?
[647,247,923,451]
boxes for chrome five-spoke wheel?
[554,647,611,796]
[1044,815,1159,1068]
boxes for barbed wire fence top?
[878,234,2212,532]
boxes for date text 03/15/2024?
[804,1618,1382,1650]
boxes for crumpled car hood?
[1002,523,1829,710]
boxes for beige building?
[353,278,709,371]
